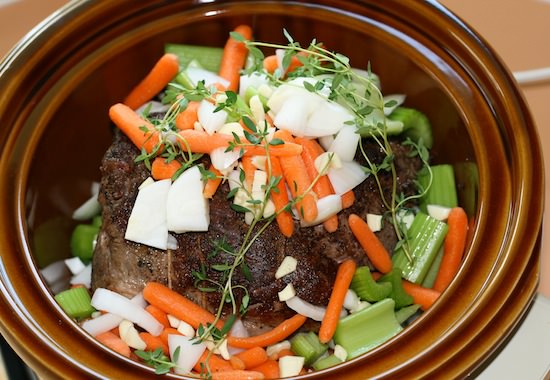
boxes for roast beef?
[92,129,421,328]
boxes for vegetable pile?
[42,25,470,378]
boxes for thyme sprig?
[135,347,180,375]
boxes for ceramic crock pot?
[0,0,543,379]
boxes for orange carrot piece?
[145,304,171,329]
[177,129,302,156]
[319,259,357,343]
[295,137,339,232]
[109,103,161,153]
[96,331,131,358]
[433,207,469,292]
[227,314,307,349]
[230,356,246,370]
[401,280,440,310]
[341,190,355,209]
[235,346,268,369]
[203,164,223,199]
[211,370,265,380]
[269,157,295,238]
[348,214,393,273]
[251,360,279,379]
[139,332,169,355]
[175,101,200,130]
[143,282,223,330]
[263,55,279,73]
[159,327,181,346]
[124,53,180,110]
[274,130,318,223]
[218,25,253,92]
[241,156,256,191]
[194,351,234,373]
[151,157,182,180]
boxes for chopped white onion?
[427,204,452,221]
[275,256,298,279]
[343,289,361,312]
[70,264,92,288]
[72,182,101,221]
[167,234,178,250]
[41,260,70,286]
[239,72,270,98]
[278,283,296,302]
[279,355,305,378]
[266,340,291,358]
[209,146,240,173]
[227,318,249,355]
[197,100,228,135]
[168,334,206,375]
[300,194,342,228]
[125,178,171,250]
[64,257,86,276]
[327,160,368,194]
[136,100,170,115]
[314,152,342,176]
[81,294,146,336]
[176,320,195,337]
[91,288,163,336]
[366,213,383,233]
[285,296,325,322]
[328,124,360,162]
[218,122,245,137]
[166,166,209,233]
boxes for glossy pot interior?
[0,0,543,379]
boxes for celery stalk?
[351,266,392,302]
[55,287,95,319]
[418,164,458,213]
[290,332,327,365]
[333,299,403,359]
[378,268,413,309]
[312,354,343,371]
[165,44,223,72]
[392,212,448,284]
[422,246,444,288]
[395,304,421,325]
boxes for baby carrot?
[124,53,180,110]
[211,370,265,380]
[269,157,295,238]
[274,130,318,223]
[203,164,223,199]
[159,327,181,346]
[219,25,254,92]
[319,259,357,343]
[143,282,223,330]
[151,157,181,180]
[262,55,279,73]
[139,332,169,355]
[341,190,355,209]
[175,100,200,130]
[96,331,131,358]
[194,351,234,373]
[230,356,246,370]
[295,137,338,232]
[273,348,294,359]
[109,103,161,153]
[250,359,279,379]
[234,346,268,369]
[241,156,256,191]
[177,129,302,156]
[401,280,440,310]
[433,207,468,292]
[145,304,171,328]
[227,314,307,349]
[348,213,393,273]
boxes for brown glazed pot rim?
[0,1,544,379]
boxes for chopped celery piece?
[290,332,328,365]
[174,72,195,90]
[244,86,268,108]
[312,354,343,371]
[388,107,433,148]
[395,304,421,325]
[422,246,444,288]
[392,212,448,284]
[351,266,392,302]
[418,164,458,213]
[165,43,223,72]
[333,298,402,359]
[55,287,95,319]
[378,268,413,309]
[70,224,99,261]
